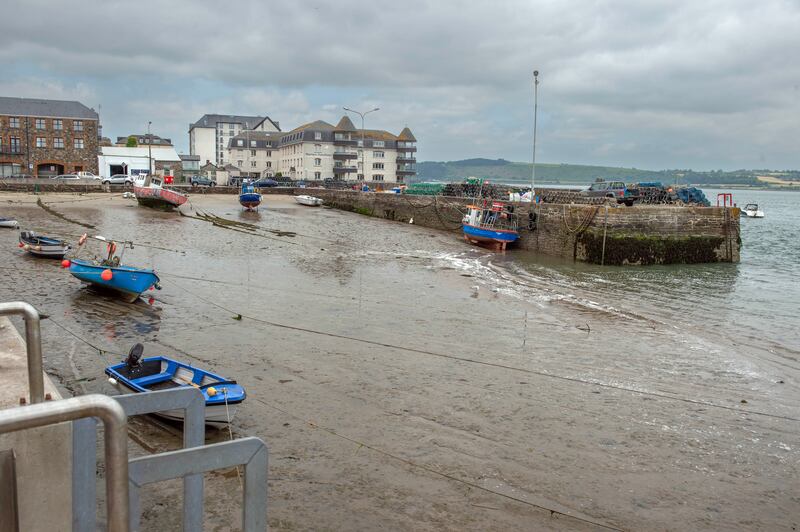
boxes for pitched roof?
[179,154,201,161]
[190,114,265,130]
[334,116,357,131]
[360,129,399,142]
[397,127,416,141]
[252,116,281,132]
[289,120,335,133]
[0,96,99,119]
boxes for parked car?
[580,180,639,206]
[102,174,134,185]
[253,178,278,188]
[76,171,101,180]
[190,176,216,187]
[52,174,80,180]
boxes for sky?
[3,0,799,171]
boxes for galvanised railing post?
[0,395,129,532]
[0,302,45,404]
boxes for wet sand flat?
[0,191,797,531]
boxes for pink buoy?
[101,269,113,281]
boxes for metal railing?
[0,302,44,404]
[0,394,129,532]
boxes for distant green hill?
[414,159,784,187]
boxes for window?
[314,172,321,179]
[373,140,385,148]
[314,144,322,153]
[53,119,63,130]
[250,150,256,156]
[357,140,363,147]
[36,137,47,148]
[74,138,84,149]
[372,174,384,181]
[314,132,322,140]
[373,151,384,158]
[266,151,272,157]
[266,162,272,168]
[314,158,321,166]
[10,137,21,153]
[229,123,234,129]
[372,162,384,170]
[250,140,256,147]
[35,118,46,129]
[73,120,83,132]
[251,161,257,168]
[54,138,64,149]
[237,140,243,147]
[10,117,20,128]
[237,160,243,168]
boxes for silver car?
[102,174,134,185]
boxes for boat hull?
[19,232,70,258]
[462,224,519,250]
[105,356,245,426]
[68,259,159,303]
[294,195,323,206]
[134,185,188,210]
[239,192,262,210]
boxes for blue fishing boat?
[105,344,246,425]
[462,203,519,251]
[66,236,160,302]
[239,182,262,211]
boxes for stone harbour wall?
[309,190,741,265]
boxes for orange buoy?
[61,259,70,268]
[18,242,23,248]
[101,269,113,281]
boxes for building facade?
[97,146,182,179]
[188,114,280,166]
[272,116,416,183]
[0,96,100,177]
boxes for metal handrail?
[0,302,44,404]
[0,394,129,532]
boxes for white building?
[97,146,181,178]
[189,114,280,166]
[223,130,282,179]
[272,116,417,183]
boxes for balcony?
[396,164,416,175]
[333,135,357,146]
[396,142,417,152]
[333,150,358,160]
[396,155,416,163]
[333,165,357,173]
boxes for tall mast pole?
[147,121,152,177]
[531,70,539,201]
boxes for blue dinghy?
[105,344,246,425]
[239,182,262,211]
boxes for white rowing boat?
[294,195,323,207]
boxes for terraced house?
[0,96,100,177]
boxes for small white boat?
[294,195,323,207]
[0,217,19,228]
[19,231,70,258]
[741,203,764,218]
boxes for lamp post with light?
[343,106,379,183]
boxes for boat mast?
[145,120,153,187]
[531,70,539,201]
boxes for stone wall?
[308,190,741,265]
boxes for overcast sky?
[3,0,799,170]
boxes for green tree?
[126,135,138,147]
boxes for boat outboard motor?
[125,343,144,369]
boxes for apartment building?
[0,96,100,177]
[223,130,282,178]
[189,114,280,166]
[273,116,417,183]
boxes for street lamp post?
[531,70,539,202]
[147,121,153,178]
[343,106,379,183]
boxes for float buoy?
[206,387,217,397]
[78,233,87,246]
[61,259,70,268]
[101,269,113,281]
